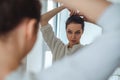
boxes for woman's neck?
[68,44,73,48]
[68,42,80,48]
[0,42,21,80]
[0,56,20,80]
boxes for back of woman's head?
[66,15,84,31]
[0,0,41,36]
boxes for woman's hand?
[68,9,89,22]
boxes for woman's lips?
[71,40,76,43]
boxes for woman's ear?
[25,19,38,53]
[26,19,37,40]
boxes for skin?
[54,0,111,23]
[66,23,83,48]
[0,18,37,80]
[41,6,65,26]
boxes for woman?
[0,0,41,79]
[41,6,85,62]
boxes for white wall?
[108,0,120,3]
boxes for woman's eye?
[75,32,80,34]
[67,31,72,34]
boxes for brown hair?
[0,0,41,35]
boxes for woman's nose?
[71,34,76,39]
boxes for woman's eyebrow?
[67,29,72,31]
[75,30,81,32]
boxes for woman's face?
[66,23,83,47]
